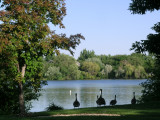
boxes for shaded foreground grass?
[0,102,160,120]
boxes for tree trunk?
[18,81,25,115]
[18,64,26,115]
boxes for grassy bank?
[0,102,160,120]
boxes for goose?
[73,93,80,108]
[131,92,136,104]
[96,95,100,106]
[110,95,117,106]
[97,89,106,106]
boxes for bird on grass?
[110,95,117,106]
[73,93,80,108]
[131,92,136,105]
[96,95,100,106]
[96,89,106,106]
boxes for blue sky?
[49,0,159,59]
[1,1,158,59]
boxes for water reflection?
[30,79,145,112]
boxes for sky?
[0,1,159,59]
[49,0,160,59]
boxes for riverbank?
[1,102,160,120]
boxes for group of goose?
[73,89,136,108]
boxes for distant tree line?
[43,49,155,80]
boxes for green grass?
[0,102,160,120]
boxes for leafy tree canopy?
[78,49,95,61]
[131,23,160,58]
[129,0,160,14]
[0,0,84,114]
[85,57,105,70]
[44,54,80,80]
[81,61,100,76]
[129,0,160,103]
[129,0,160,58]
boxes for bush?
[46,102,63,111]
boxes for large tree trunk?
[18,81,25,115]
[18,64,26,115]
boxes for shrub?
[46,102,63,111]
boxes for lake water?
[30,79,146,112]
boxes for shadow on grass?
[37,116,160,120]
[31,102,160,117]
[1,102,160,120]
[0,115,160,120]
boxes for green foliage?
[129,0,160,14]
[143,54,155,75]
[53,54,81,80]
[81,61,100,77]
[45,66,62,80]
[128,53,145,66]
[0,79,45,114]
[123,61,134,78]
[0,51,20,113]
[0,0,84,114]
[99,53,151,79]
[0,81,19,114]
[67,64,80,80]
[134,66,146,79]
[100,54,113,65]
[139,79,160,103]
[101,64,113,78]
[46,102,63,111]
[43,50,154,80]
[78,49,95,61]
[138,60,160,103]
[43,54,80,80]
[131,22,160,58]
[129,0,160,103]
[85,57,105,70]
[80,71,95,79]
[115,66,125,78]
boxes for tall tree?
[0,0,84,115]
[45,66,62,80]
[81,61,100,77]
[78,49,95,61]
[85,57,105,70]
[52,54,81,80]
[129,0,160,58]
[129,0,160,14]
[101,64,113,79]
[129,0,160,102]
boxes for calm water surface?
[30,79,146,112]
